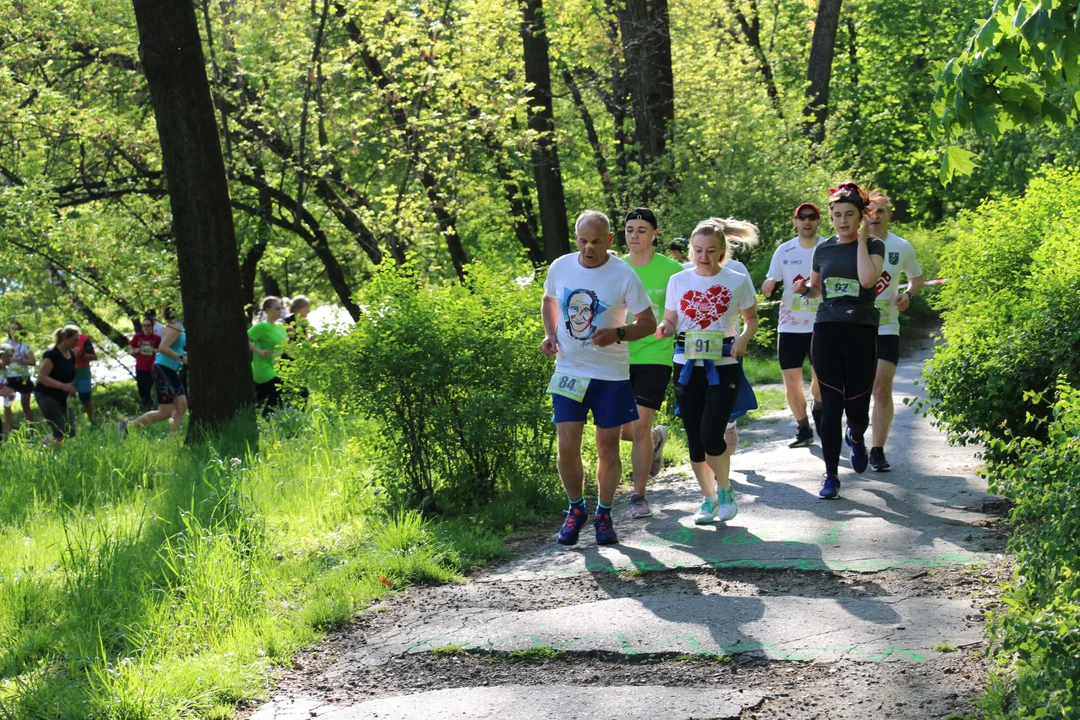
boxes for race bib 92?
[547,372,591,402]
[825,277,861,298]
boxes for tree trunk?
[803,0,843,144]
[520,0,570,263]
[616,0,676,204]
[132,0,255,436]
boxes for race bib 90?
[825,277,861,298]
[547,372,591,402]
[684,330,730,361]
[790,294,820,313]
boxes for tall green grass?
[0,410,513,719]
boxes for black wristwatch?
[616,327,626,343]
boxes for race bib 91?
[825,277,861,298]
[684,330,730,361]
[547,372,590,402]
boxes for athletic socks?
[705,493,719,504]
[797,416,810,430]
[595,499,612,516]
[568,496,586,512]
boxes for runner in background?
[144,309,166,338]
[4,321,36,432]
[542,210,656,546]
[718,227,758,454]
[282,295,313,402]
[34,325,80,445]
[128,318,161,411]
[657,218,758,524]
[867,190,924,472]
[761,203,826,448]
[121,308,187,435]
[73,332,98,422]
[793,183,885,499]
[248,296,289,415]
[667,238,690,265]
[620,208,684,518]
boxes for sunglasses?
[796,214,819,221]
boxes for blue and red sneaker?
[556,506,588,545]
[593,512,618,545]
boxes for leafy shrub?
[986,380,1080,718]
[920,168,1080,453]
[294,261,557,510]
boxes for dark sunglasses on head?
[796,213,819,221]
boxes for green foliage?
[293,260,557,509]
[984,380,1080,718]
[0,412,512,719]
[920,167,1080,451]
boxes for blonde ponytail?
[689,217,760,263]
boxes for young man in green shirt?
[621,208,685,518]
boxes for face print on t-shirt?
[679,284,732,329]
[562,288,608,343]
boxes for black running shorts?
[778,332,813,371]
[877,334,900,365]
[629,364,673,411]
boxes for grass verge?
[0,410,520,720]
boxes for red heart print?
[680,284,731,329]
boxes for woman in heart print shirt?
[791,182,885,499]
[656,218,758,525]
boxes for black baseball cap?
[667,237,688,252]
[624,207,658,229]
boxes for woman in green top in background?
[248,296,288,415]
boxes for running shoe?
[789,424,814,448]
[869,448,891,472]
[819,473,841,499]
[594,512,618,545]
[725,421,739,455]
[812,402,823,440]
[716,487,738,521]
[693,499,719,525]
[846,427,869,473]
[628,493,653,519]
[649,425,668,477]
[556,506,588,545]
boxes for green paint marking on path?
[574,552,978,577]
[637,524,843,549]
[406,634,928,663]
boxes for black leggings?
[674,363,740,463]
[255,376,282,415]
[810,322,878,474]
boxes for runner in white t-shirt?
[762,203,826,448]
[542,210,656,547]
[867,191,924,472]
[656,218,758,525]
[4,320,37,432]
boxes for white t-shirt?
[767,236,825,333]
[544,253,652,381]
[665,266,756,367]
[5,341,33,379]
[873,232,923,336]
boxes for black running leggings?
[673,363,741,463]
[810,322,878,474]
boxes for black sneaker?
[869,447,891,472]
[789,424,814,448]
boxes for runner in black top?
[792,182,885,499]
[33,325,81,444]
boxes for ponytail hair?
[259,296,282,322]
[689,217,760,263]
[828,181,871,215]
[52,324,81,347]
[288,295,310,314]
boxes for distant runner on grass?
[542,210,656,547]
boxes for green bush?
[293,261,557,510]
[920,168,1080,453]
[986,380,1080,718]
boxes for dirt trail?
[248,339,1009,720]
